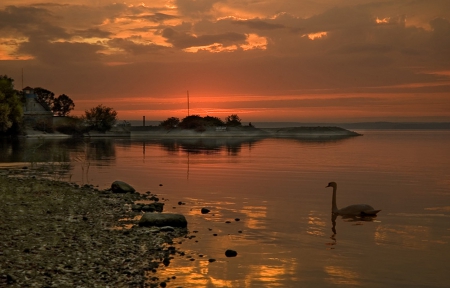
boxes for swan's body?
[326,182,381,216]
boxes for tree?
[0,75,23,134]
[53,94,75,116]
[84,104,117,132]
[34,87,55,111]
[159,117,180,128]
[179,115,204,130]
[34,87,75,116]
[225,114,242,127]
[203,115,225,126]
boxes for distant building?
[22,87,53,128]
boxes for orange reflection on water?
[245,260,299,286]
[158,260,241,287]
[324,266,360,286]
[425,206,450,212]
[240,205,267,229]
[307,211,326,237]
[375,224,431,249]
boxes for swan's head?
[326,182,337,188]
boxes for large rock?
[139,213,187,228]
[111,181,135,193]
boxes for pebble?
[225,250,238,257]
[0,174,187,287]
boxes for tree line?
[0,75,117,136]
[159,114,247,132]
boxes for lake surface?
[1,130,450,287]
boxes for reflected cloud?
[245,260,299,286]
[307,211,326,237]
[425,206,450,212]
[158,256,299,287]
[241,205,268,229]
[324,265,360,286]
[375,224,433,249]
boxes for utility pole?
[187,90,190,116]
[21,68,24,89]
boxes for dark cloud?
[0,5,67,39]
[74,28,112,38]
[175,0,221,17]
[108,38,168,55]
[18,38,103,66]
[162,28,247,49]
[430,17,450,52]
[126,12,178,23]
[232,19,285,30]
[332,43,393,54]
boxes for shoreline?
[0,171,187,287]
[20,126,361,139]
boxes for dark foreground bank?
[0,171,187,287]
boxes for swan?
[326,182,381,216]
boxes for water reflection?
[135,138,263,156]
[1,136,355,168]
[328,213,379,247]
[2,131,449,288]
[375,223,433,249]
[0,137,116,164]
[324,265,360,286]
[0,138,73,177]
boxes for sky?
[1,0,450,123]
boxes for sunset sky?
[1,0,449,122]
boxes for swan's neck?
[332,186,339,213]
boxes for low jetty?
[129,126,361,139]
[21,125,361,139]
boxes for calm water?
[1,130,450,287]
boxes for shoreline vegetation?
[0,171,187,287]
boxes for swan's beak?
[326,184,330,188]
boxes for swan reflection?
[328,213,379,247]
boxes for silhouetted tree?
[159,117,180,128]
[203,115,225,126]
[225,114,242,126]
[179,115,204,130]
[84,104,117,132]
[0,75,23,134]
[53,94,75,116]
[34,87,55,111]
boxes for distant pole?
[143,116,145,127]
[21,68,23,89]
[187,90,190,116]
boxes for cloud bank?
[1,0,449,121]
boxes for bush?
[54,117,87,136]
[178,115,204,130]
[84,104,117,132]
[203,116,225,127]
[159,117,180,129]
[225,114,242,127]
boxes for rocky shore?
[0,171,187,287]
